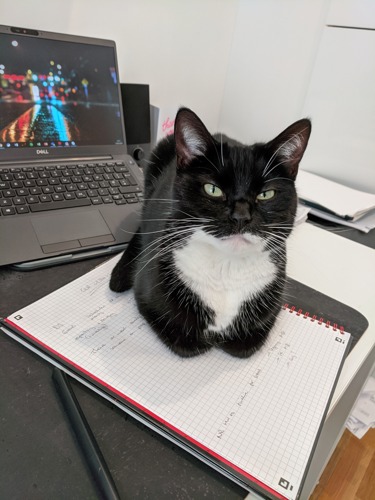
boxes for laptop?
[0,25,144,269]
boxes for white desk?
[286,223,375,498]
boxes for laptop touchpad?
[32,210,115,254]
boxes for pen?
[52,367,121,500]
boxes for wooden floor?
[310,427,375,499]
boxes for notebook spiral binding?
[283,304,345,334]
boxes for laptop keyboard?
[0,161,143,216]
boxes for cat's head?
[172,107,311,252]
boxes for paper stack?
[296,170,375,233]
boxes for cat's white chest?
[173,230,277,333]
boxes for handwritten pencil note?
[5,256,350,500]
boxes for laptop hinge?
[3,155,114,166]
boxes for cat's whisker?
[124,232,177,267]
[151,152,161,161]
[262,229,288,237]
[208,132,225,168]
[136,226,197,258]
[263,236,288,249]
[263,158,290,179]
[135,225,215,276]
[136,236,188,277]
[173,210,215,222]
[136,244,180,277]
[263,177,294,184]
[220,134,224,167]
[141,217,211,223]
[141,198,216,223]
[264,246,288,261]
[118,228,139,236]
[261,233,288,248]
[264,221,294,226]
[140,198,175,202]
[264,224,294,230]
[267,235,292,243]
[120,217,213,237]
[120,227,173,236]
[126,224,207,269]
[202,153,220,173]
[262,129,307,177]
[262,144,283,178]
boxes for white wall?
[218,0,331,143]
[0,0,239,132]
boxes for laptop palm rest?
[31,210,114,254]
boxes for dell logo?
[36,149,49,155]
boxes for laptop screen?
[0,32,124,152]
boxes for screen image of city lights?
[0,34,124,148]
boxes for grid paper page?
[5,256,350,500]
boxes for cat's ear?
[174,108,212,168]
[267,119,311,179]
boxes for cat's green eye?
[203,183,224,198]
[256,189,275,201]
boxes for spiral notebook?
[0,256,351,500]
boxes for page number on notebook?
[14,315,23,321]
[335,336,345,344]
[278,477,293,491]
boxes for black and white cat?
[110,108,311,358]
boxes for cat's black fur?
[110,108,311,358]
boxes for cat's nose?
[230,201,252,224]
